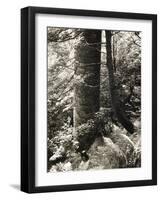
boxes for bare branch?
[130,36,141,47]
[134,32,141,39]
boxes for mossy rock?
[109,132,134,165]
[79,137,127,170]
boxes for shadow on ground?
[10,184,20,191]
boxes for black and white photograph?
[47,27,141,172]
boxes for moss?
[79,137,127,170]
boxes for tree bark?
[74,30,101,127]
[74,30,102,151]
[105,30,134,134]
[112,35,116,72]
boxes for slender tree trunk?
[105,30,134,134]
[112,36,116,72]
[74,30,101,127]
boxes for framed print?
[21,6,157,193]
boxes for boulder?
[109,132,134,164]
[79,136,127,170]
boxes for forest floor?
[48,118,141,172]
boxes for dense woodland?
[47,27,141,172]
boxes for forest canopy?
[47,27,141,172]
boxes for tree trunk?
[112,35,116,72]
[74,30,101,127]
[105,30,134,134]
[74,30,101,151]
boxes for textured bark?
[112,35,116,72]
[105,30,134,134]
[74,30,101,127]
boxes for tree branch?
[130,36,141,47]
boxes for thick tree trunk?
[105,30,134,134]
[74,30,101,151]
[74,30,101,127]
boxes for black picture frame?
[21,6,157,193]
